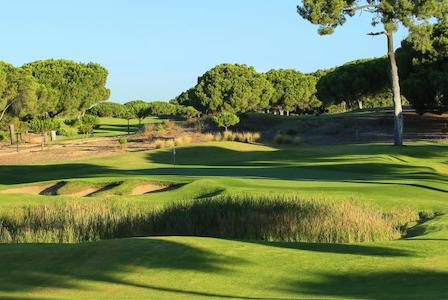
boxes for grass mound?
[0,195,424,244]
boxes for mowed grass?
[0,141,447,299]
[94,116,164,137]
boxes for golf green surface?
[0,141,447,299]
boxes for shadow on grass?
[242,240,414,257]
[0,143,446,192]
[279,270,448,300]
[0,238,265,299]
[0,164,116,185]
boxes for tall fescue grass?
[153,195,418,243]
[206,131,261,144]
[0,200,151,243]
[0,195,422,244]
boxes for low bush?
[118,137,128,150]
[274,132,302,145]
[275,133,293,144]
[0,131,9,141]
[57,124,78,138]
[78,124,94,136]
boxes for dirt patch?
[131,183,171,195]
[1,183,57,195]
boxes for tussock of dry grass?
[0,194,422,244]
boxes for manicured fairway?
[0,141,447,299]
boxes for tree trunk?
[387,31,404,146]
[358,100,363,110]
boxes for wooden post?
[50,130,57,142]
[8,124,16,145]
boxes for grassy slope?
[0,141,447,299]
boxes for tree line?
[171,35,447,119]
[88,100,200,124]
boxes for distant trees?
[297,0,448,145]
[88,102,126,118]
[173,64,322,116]
[266,69,320,115]
[316,58,391,110]
[398,21,448,113]
[192,64,274,114]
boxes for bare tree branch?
[367,31,386,36]
[344,4,379,13]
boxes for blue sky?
[0,1,407,102]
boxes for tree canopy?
[398,21,448,112]
[23,59,110,118]
[212,112,240,131]
[266,69,320,115]
[316,58,391,109]
[193,64,274,114]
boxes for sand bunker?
[0,183,56,195]
[1,181,176,197]
[131,183,171,195]
[64,188,100,197]
[1,182,111,197]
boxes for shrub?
[274,133,293,144]
[82,115,100,129]
[0,131,9,141]
[78,124,94,136]
[29,118,60,134]
[118,137,128,147]
[442,124,448,134]
[292,136,302,145]
[57,124,78,138]
[64,119,82,127]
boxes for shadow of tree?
[0,164,117,185]
[0,237,258,299]
[279,270,448,300]
[0,143,446,194]
[241,240,414,257]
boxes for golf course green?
[0,140,447,299]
